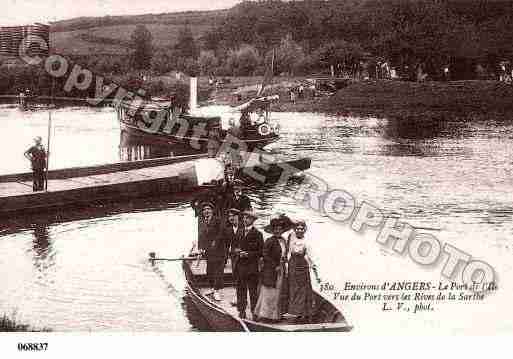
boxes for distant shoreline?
[228,79,513,122]
[3,77,513,124]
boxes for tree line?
[4,0,513,96]
[122,0,513,80]
[198,0,513,79]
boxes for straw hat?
[264,214,294,234]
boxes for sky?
[4,0,241,26]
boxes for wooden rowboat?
[181,258,352,332]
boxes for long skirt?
[254,269,284,321]
[288,254,313,317]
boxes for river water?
[0,104,512,333]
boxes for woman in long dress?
[254,216,291,322]
[287,220,315,321]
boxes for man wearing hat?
[24,136,47,192]
[232,209,263,319]
[222,179,252,214]
[195,201,225,301]
[222,208,243,262]
[221,208,244,307]
[222,208,244,283]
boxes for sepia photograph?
[1,0,512,349]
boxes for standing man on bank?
[24,136,47,192]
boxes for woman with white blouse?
[286,220,316,321]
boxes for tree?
[226,44,260,76]
[198,50,219,76]
[274,35,305,75]
[151,50,174,75]
[175,23,199,60]
[372,1,458,78]
[315,40,365,74]
[130,25,153,70]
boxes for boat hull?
[185,285,247,331]
[120,122,280,152]
[181,259,352,332]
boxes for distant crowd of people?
[289,84,306,104]
[190,169,317,323]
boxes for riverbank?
[213,77,513,121]
[271,80,513,122]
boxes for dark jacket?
[221,223,243,255]
[261,236,285,288]
[217,186,252,227]
[224,193,252,213]
[198,218,225,259]
[25,145,47,170]
[191,182,252,224]
[232,226,263,277]
[191,184,251,221]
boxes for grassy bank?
[327,80,513,119]
[0,314,50,332]
[271,80,513,122]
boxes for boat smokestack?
[189,77,198,111]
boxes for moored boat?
[178,257,352,332]
[117,95,281,153]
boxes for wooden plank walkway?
[0,161,194,199]
[0,161,197,215]
[0,156,310,215]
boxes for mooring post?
[189,77,198,112]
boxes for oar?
[148,252,198,263]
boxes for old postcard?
[1,0,512,353]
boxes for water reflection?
[373,140,470,157]
[29,221,55,285]
[119,131,175,161]
[2,195,193,238]
[32,222,51,260]
[118,130,206,161]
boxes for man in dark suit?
[222,208,243,262]
[195,202,225,302]
[221,208,244,307]
[231,210,263,319]
[223,180,252,213]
